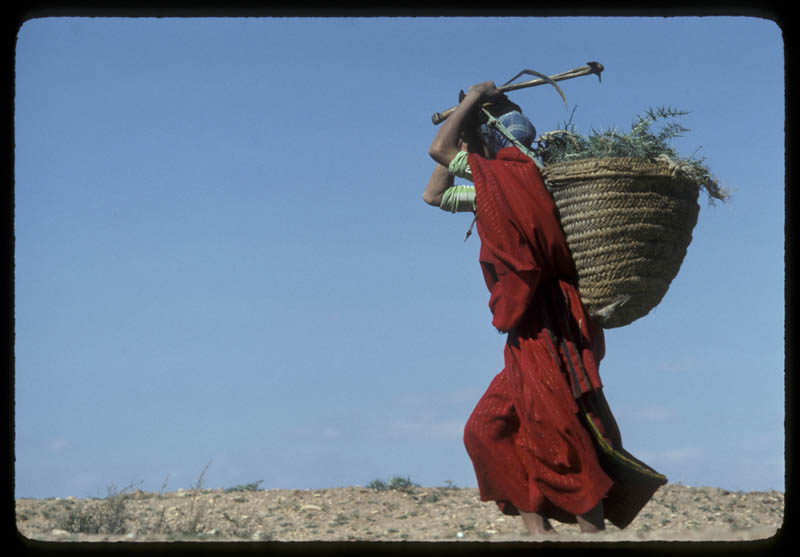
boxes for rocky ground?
[16,483,784,543]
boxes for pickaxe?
[431,61,604,125]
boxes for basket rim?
[541,156,698,181]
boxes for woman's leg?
[576,500,605,532]
[519,510,554,534]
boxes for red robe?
[462,147,664,527]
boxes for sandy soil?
[15,483,784,543]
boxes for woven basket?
[541,157,700,328]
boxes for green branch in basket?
[535,106,731,204]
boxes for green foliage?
[535,106,730,203]
[367,476,420,492]
[537,106,688,162]
[366,479,388,491]
[387,476,418,491]
[224,480,264,493]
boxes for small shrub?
[387,476,418,492]
[366,479,388,491]
[224,480,263,493]
[367,476,420,494]
[55,484,137,535]
[420,492,441,504]
[178,460,213,536]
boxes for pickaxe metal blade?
[431,61,604,125]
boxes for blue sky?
[14,16,784,499]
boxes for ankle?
[519,511,554,534]
[576,501,605,533]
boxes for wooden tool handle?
[431,62,604,125]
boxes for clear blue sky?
[14,16,784,499]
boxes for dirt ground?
[16,483,784,543]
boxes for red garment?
[468,146,605,395]
[464,368,614,522]
[462,146,642,523]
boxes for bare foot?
[576,501,605,533]
[519,511,555,535]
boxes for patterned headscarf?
[479,110,537,159]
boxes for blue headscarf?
[479,110,537,159]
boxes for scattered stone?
[14,484,784,543]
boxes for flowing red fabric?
[462,146,620,521]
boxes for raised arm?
[428,80,501,167]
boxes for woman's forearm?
[422,163,454,206]
[429,80,501,167]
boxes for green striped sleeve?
[439,184,476,213]
[447,150,473,181]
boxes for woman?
[424,81,665,535]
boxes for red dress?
[462,146,664,527]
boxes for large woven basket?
[541,157,700,328]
